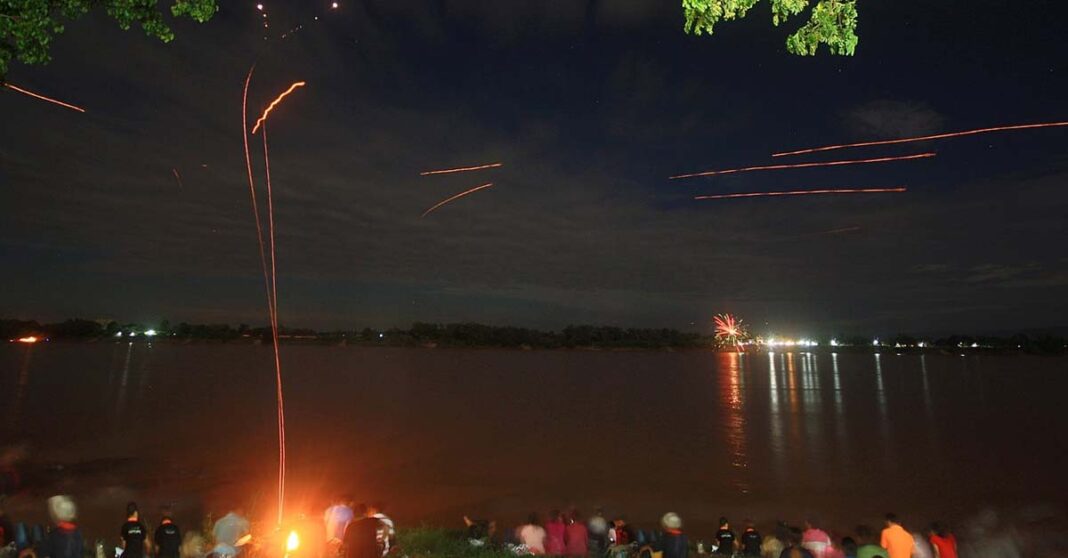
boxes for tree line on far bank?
[2,318,1065,353]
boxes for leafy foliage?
[0,0,218,79]
[683,0,858,56]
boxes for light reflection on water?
[1,344,1066,531]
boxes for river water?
[2,343,1066,537]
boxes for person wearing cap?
[120,502,148,558]
[37,496,83,558]
[657,513,687,558]
[154,507,182,558]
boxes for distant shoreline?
[5,336,1065,356]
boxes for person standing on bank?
[120,502,148,558]
[154,507,182,558]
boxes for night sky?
[2,0,1066,335]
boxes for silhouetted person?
[38,496,83,558]
[120,502,148,558]
[342,504,380,558]
[154,508,182,558]
[740,520,762,557]
[714,517,736,555]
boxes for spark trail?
[694,187,907,201]
[3,83,85,113]
[773,120,1068,157]
[171,168,184,189]
[420,162,503,176]
[251,81,306,134]
[422,183,494,217]
[670,153,935,180]
[241,65,286,525]
[262,124,286,525]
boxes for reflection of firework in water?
[714,313,748,348]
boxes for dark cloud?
[1,0,1067,334]
[842,99,946,139]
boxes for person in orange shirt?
[880,514,914,558]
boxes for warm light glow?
[694,187,907,201]
[421,182,494,217]
[670,153,934,180]
[773,120,1068,157]
[286,531,300,552]
[419,162,503,176]
[3,83,86,113]
[256,3,263,9]
[251,82,307,134]
[331,1,339,8]
[16,336,38,344]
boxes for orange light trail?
[694,187,907,201]
[262,124,286,526]
[422,183,494,217]
[3,83,86,113]
[420,162,503,176]
[241,65,286,525]
[251,81,306,134]
[670,153,935,180]
[773,120,1068,158]
[16,336,39,344]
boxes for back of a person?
[121,520,147,558]
[661,531,688,558]
[802,529,832,558]
[928,534,956,558]
[42,525,83,558]
[343,517,381,558]
[520,524,547,555]
[546,519,567,555]
[714,528,735,555]
[741,529,761,557]
[155,521,181,558]
[879,525,912,558]
[565,521,588,556]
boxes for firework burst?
[714,313,748,348]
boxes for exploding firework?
[420,162,503,176]
[714,314,748,348]
[694,187,907,201]
[2,83,86,113]
[669,153,934,180]
[773,120,1068,158]
[251,81,306,134]
[422,183,494,217]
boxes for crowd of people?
[0,495,1027,558]
[464,510,965,558]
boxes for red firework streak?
[422,183,494,217]
[2,82,86,113]
[714,314,741,338]
[241,66,288,525]
[773,120,1068,158]
[251,81,306,134]
[670,153,935,180]
[695,187,907,201]
[420,162,503,176]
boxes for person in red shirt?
[927,523,957,558]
